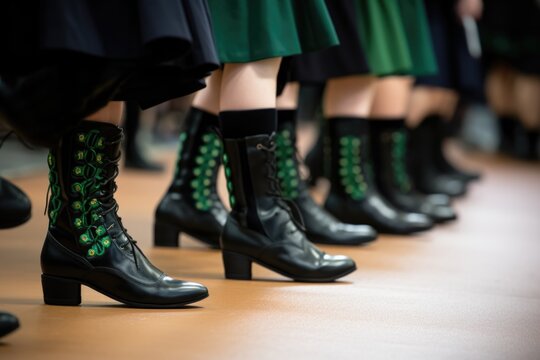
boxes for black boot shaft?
[323,118,434,234]
[409,118,468,197]
[169,109,222,205]
[222,134,294,236]
[47,121,123,257]
[275,115,306,200]
[276,113,377,245]
[154,108,227,248]
[370,120,412,194]
[370,120,457,222]
[328,118,372,199]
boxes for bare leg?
[514,73,540,130]
[485,64,516,118]
[370,76,414,118]
[324,76,376,118]
[85,101,125,125]
[220,58,281,111]
[192,69,223,116]
[408,86,458,128]
[276,82,300,110]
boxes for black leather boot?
[323,118,434,235]
[0,312,19,338]
[0,177,31,228]
[431,116,481,182]
[220,133,356,282]
[302,120,455,208]
[154,109,227,248]
[370,120,457,223]
[409,118,468,197]
[41,121,208,308]
[276,111,377,245]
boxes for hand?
[456,0,483,19]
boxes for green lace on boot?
[190,132,222,211]
[69,130,112,258]
[222,152,235,208]
[275,129,300,199]
[47,152,62,225]
[339,136,367,200]
[390,131,412,192]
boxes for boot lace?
[56,129,139,266]
[257,135,305,232]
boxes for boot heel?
[222,251,252,280]
[41,274,81,306]
[154,220,181,247]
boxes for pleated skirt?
[292,0,371,84]
[357,0,437,77]
[207,0,339,63]
[0,0,220,108]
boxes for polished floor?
[1,135,539,359]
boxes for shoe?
[0,312,19,338]
[409,118,468,197]
[41,121,208,308]
[323,118,434,235]
[370,120,457,223]
[221,132,356,282]
[154,109,227,248]
[0,177,31,228]
[275,111,377,245]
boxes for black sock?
[368,117,405,132]
[328,117,370,137]
[219,109,277,139]
[190,107,219,128]
[277,109,297,128]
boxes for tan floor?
[1,137,540,359]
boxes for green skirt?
[207,0,339,63]
[356,0,437,77]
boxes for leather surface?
[221,134,356,281]
[42,122,208,306]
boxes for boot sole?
[0,213,31,229]
[307,232,377,246]
[41,274,209,309]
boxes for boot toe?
[321,254,357,279]
[436,177,468,197]
[0,312,20,338]
[0,178,32,228]
[341,224,378,244]
[431,205,458,223]
[403,213,434,232]
[425,193,452,206]
[161,276,209,304]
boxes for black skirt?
[415,0,484,101]
[0,0,219,108]
[291,0,370,84]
